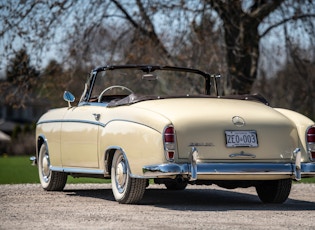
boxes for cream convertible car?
[33,65,315,204]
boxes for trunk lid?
[133,98,298,162]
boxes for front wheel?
[111,151,146,204]
[255,179,292,203]
[38,144,67,191]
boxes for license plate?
[225,130,258,147]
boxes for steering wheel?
[98,85,134,102]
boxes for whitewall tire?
[38,144,67,191]
[111,150,146,204]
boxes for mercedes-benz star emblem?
[232,116,245,127]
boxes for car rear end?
[142,97,315,181]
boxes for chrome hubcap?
[115,158,127,193]
[41,153,50,182]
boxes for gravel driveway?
[1,183,315,230]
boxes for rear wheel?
[38,144,67,191]
[111,151,146,204]
[255,179,292,203]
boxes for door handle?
[93,113,100,121]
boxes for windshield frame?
[81,65,213,103]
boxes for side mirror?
[63,91,75,107]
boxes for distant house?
[0,95,50,135]
[0,92,50,154]
[0,130,11,154]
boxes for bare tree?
[256,53,315,120]
[205,0,314,94]
[254,0,315,120]
[1,0,315,98]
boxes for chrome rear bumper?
[142,162,315,180]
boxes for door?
[60,105,102,168]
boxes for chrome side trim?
[143,162,315,178]
[37,119,159,132]
[37,119,106,127]
[50,166,104,175]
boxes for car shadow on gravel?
[141,187,315,211]
[65,188,116,202]
[63,186,315,211]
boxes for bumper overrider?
[142,148,315,181]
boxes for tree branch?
[206,0,233,23]
[249,0,285,21]
[260,14,315,38]
[135,0,171,58]
[110,0,140,29]
[111,0,172,62]
[0,1,44,36]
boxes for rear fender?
[100,120,166,176]
[275,108,314,161]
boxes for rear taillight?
[163,126,176,162]
[307,126,315,160]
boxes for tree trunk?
[208,0,285,95]
[224,16,260,94]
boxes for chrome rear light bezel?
[163,125,177,162]
[306,125,315,161]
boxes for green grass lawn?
[0,156,109,184]
[0,156,314,184]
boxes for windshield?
[90,68,209,100]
